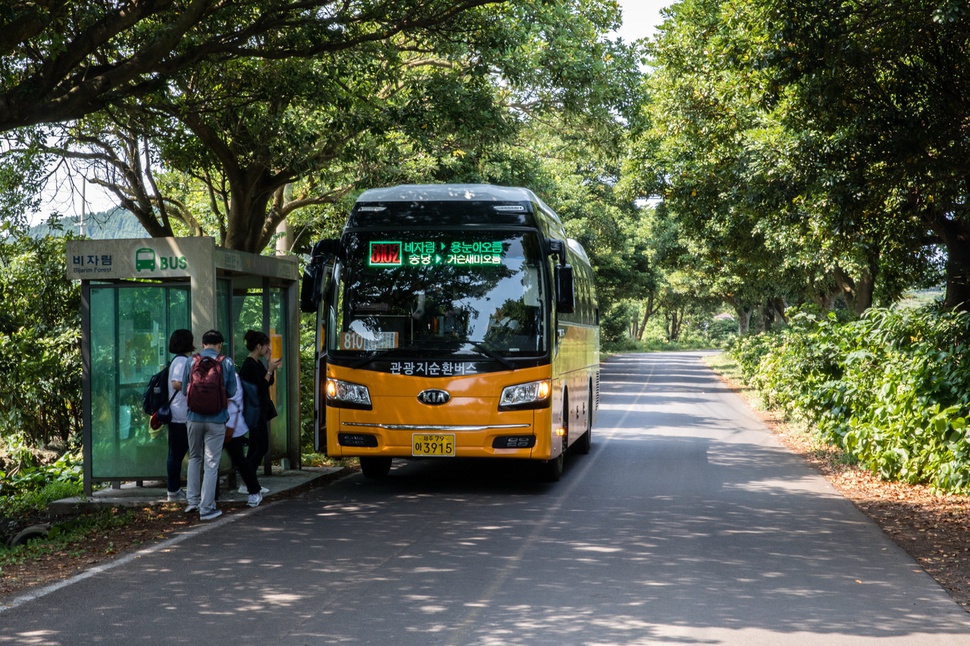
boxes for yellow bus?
[301,184,599,481]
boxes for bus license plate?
[412,434,456,457]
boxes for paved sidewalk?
[48,466,346,515]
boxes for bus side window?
[555,264,575,314]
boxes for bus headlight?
[326,378,372,410]
[499,379,551,411]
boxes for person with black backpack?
[180,329,236,521]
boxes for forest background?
[3,0,970,550]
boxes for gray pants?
[186,421,225,515]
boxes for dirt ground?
[0,504,197,598]
[3,401,970,611]
[0,468,351,600]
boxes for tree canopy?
[627,0,955,320]
[4,0,963,336]
[0,0,505,131]
[3,0,644,254]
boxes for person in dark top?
[238,329,281,482]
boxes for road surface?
[2,351,970,645]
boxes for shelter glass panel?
[89,285,191,479]
[229,286,290,462]
[270,287,288,458]
[217,278,232,355]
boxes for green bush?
[601,302,637,343]
[0,479,83,520]
[0,442,83,545]
[0,233,81,447]
[835,308,970,490]
[751,311,848,426]
[727,330,780,381]
[0,440,82,507]
[729,307,970,492]
[673,315,738,349]
[299,314,318,453]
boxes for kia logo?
[417,389,451,405]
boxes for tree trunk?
[768,297,788,327]
[922,206,970,312]
[938,220,970,311]
[736,306,752,335]
[275,219,292,254]
[726,296,754,335]
[852,273,875,316]
[666,309,683,341]
[636,293,656,341]
[943,246,970,311]
[224,171,278,253]
[808,277,840,312]
[833,262,876,317]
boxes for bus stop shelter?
[66,237,301,496]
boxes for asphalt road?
[3,351,970,645]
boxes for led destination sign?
[369,240,504,267]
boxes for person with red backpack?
[180,329,237,521]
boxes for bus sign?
[368,239,504,267]
[340,330,399,351]
[369,242,402,266]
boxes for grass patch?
[0,480,84,520]
[703,351,767,407]
[301,453,355,469]
[704,351,742,382]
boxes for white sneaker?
[167,489,186,502]
[184,504,199,513]
[247,493,263,508]
[200,509,222,521]
[238,486,269,494]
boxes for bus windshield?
[331,230,546,359]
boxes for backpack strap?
[165,358,177,403]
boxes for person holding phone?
[238,330,281,485]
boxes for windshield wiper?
[349,348,397,369]
[466,341,515,370]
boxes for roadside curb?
[47,466,348,516]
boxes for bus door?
[301,239,338,453]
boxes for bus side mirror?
[301,239,338,313]
[546,238,566,263]
[299,263,321,313]
[555,264,575,314]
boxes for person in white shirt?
[165,329,194,502]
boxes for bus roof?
[351,184,567,238]
[567,238,591,264]
[356,184,542,204]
